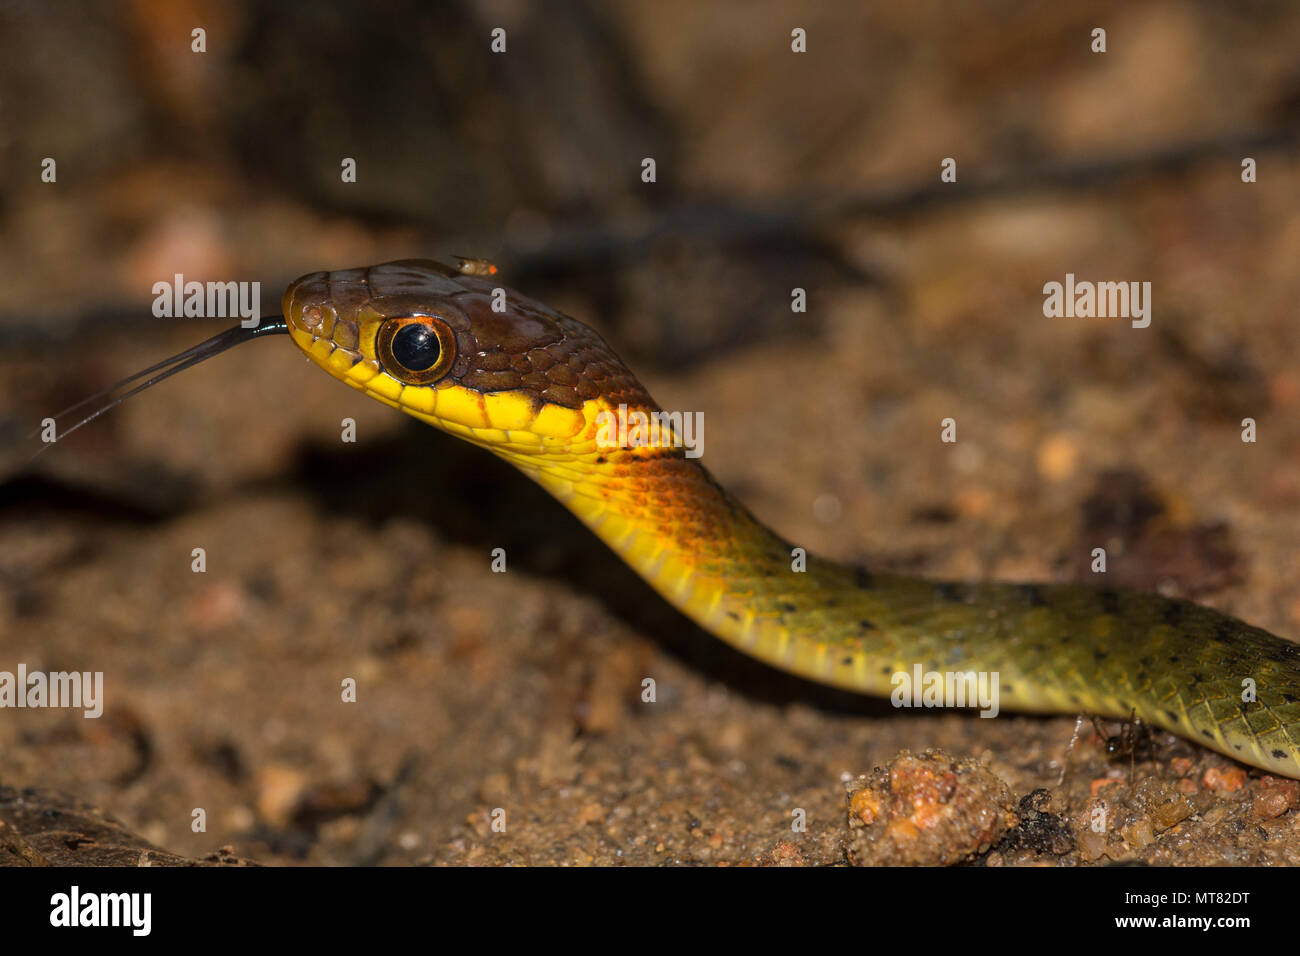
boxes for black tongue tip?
[249,316,290,337]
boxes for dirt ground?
[3,2,1300,865]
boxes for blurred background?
[2,0,1300,865]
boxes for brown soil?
[2,1,1300,866]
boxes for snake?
[52,258,1300,779]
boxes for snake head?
[282,259,655,454]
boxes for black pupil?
[392,323,440,371]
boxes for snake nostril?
[302,305,324,329]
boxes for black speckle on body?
[934,582,962,603]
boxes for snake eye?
[392,324,439,370]
[376,316,456,385]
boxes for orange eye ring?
[376,315,457,385]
